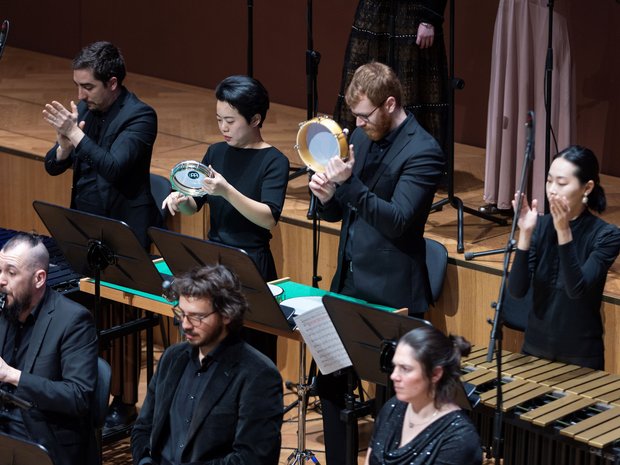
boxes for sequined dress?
[368,398,482,465]
[333,0,449,154]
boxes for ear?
[431,366,443,384]
[33,269,47,290]
[385,96,397,113]
[107,76,118,91]
[250,114,261,128]
[584,180,595,196]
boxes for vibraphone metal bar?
[462,346,620,465]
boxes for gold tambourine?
[170,160,213,196]
[294,116,349,173]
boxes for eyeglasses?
[172,306,216,326]
[351,99,386,123]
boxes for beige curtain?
[484,0,575,210]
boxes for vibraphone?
[463,346,620,465]
[0,227,81,293]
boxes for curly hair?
[169,264,248,332]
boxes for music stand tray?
[0,432,53,465]
[148,227,293,333]
[322,294,472,411]
[33,200,163,297]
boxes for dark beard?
[2,295,28,324]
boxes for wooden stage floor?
[1,46,618,298]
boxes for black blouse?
[368,398,482,465]
[509,210,620,368]
[192,142,289,280]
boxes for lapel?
[24,289,54,373]
[185,342,240,442]
[100,88,129,144]
[80,88,128,148]
[352,132,371,178]
[72,106,97,177]
[152,348,190,439]
[365,117,417,190]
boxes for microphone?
[525,111,535,160]
[307,169,318,220]
[0,388,33,410]
[0,20,9,62]
[161,280,176,302]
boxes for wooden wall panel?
[1,1,618,173]
[0,151,72,233]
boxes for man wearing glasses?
[309,62,444,465]
[131,265,283,465]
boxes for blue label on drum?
[188,170,200,179]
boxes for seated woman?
[510,145,620,370]
[366,325,482,465]
[161,75,289,361]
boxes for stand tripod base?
[287,449,321,465]
[431,196,508,253]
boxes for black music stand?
[148,227,293,333]
[322,295,473,465]
[32,200,162,378]
[0,432,52,465]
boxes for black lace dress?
[368,398,482,465]
[334,0,449,154]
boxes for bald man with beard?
[0,233,98,465]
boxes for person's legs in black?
[317,368,359,465]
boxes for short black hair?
[215,75,270,127]
[73,41,126,85]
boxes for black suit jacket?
[44,87,160,247]
[131,336,283,465]
[319,114,444,314]
[0,288,99,465]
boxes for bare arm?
[203,166,277,230]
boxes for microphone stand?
[466,1,557,260]
[543,0,555,214]
[0,20,10,62]
[286,2,321,464]
[304,0,322,289]
[246,0,253,76]
[486,112,535,463]
[429,0,507,254]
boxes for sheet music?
[288,297,352,375]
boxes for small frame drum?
[295,116,348,173]
[170,160,213,196]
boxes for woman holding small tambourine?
[161,75,289,362]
